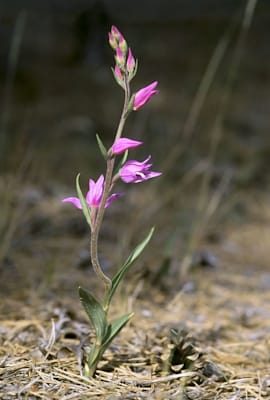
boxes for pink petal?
[105,193,123,208]
[133,81,159,110]
[120,155,161,183]
[86,175,105,206]
[62,197,82,209]
[112,138,143,155]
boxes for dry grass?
[1,190,270,399]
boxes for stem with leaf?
[80,73,139,377]
[90,74,131,296]
[63,26,160,378]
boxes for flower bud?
[118,35,128,56]
[115,47,125,69]
[112,65,125,89]
[127,48,135,73]
[111,25,121,40]
[115,65,123,80]
[108,32,117,49]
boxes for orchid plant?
[62,25,161,377]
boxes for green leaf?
[76,174,92,229]
[96,133,108,159]
[78,287,107,341]
[85,313,133,377]
[104,227,155,307]
[101,313,133,351]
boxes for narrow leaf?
[96,133,108,159]
[102,312,133,350]
[76,174,92,229]
[85,313,133,373]
[105,227,154,307]
[78,287,107,340]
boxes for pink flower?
[133,81,159,110]
[120,156,161,183]
[62,175,120,209]
[127,48,135,73]
[111,138,143,155]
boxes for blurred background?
[1,0,270,296]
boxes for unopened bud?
[118,35,128,56]
[115,47,125,68]
[108,32,117,49]
[112,65,125,89]
[127,48,135,72]
[115,65,123,80]
[111,25,121,40]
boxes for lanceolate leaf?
[86,313,133,373]
[101,313,134,351]
[85,313,133,375]
[96,133,108,159]
[76,174,92,229]
[78,287,107,340]
[104,227,154,307]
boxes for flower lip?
[120,155,162,183]
[111,137,143,155]
[62,197,82,209]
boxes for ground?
[1,187,270,399]
[1,4,270,399]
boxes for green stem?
[85,339,103,377]
[90,158,114,293]
[90,73,131,296]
